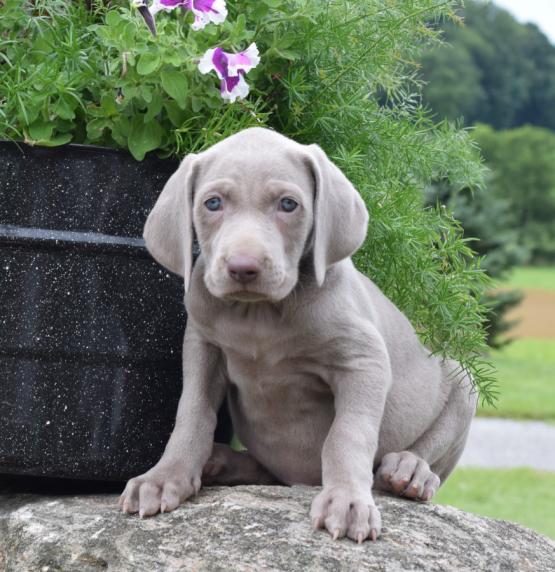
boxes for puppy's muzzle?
[227,255,261,285]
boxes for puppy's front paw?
[118,464,201,518]
[310,486,381,543]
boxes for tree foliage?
[0,0,497,403]
[421,0,555,129]
[473,124,555,263]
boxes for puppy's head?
[144,128,368,302]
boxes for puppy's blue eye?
[204,197,222,211]
[280,197,298,213]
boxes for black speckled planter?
[0,142,231,481]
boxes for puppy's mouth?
[223,290,270,303]
[204,269,292,304]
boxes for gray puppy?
[119,127,476,543]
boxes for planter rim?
[0,224,151,258]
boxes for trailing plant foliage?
[426,178,525,348]
[0,0,497,403]
[0,0,105,147]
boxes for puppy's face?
[143,127,368,300]
[193,152,314,303]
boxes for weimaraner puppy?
[119,127,477,543]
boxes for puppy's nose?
[227,255,261,284]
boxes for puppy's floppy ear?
[306,144,369,286]
[143,154,198,292]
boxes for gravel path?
[460,417,555,472]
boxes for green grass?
[436,467,555,539]
[502,266,555,291]
[478,339,555,421]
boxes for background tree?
[419,0,555,350]
[421,1,555,130]
[473,124,555,263]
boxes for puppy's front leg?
[311,335,390,543]
[119,323,226,517]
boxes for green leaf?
[164,101,186,127]
[39,133,73,147]
[53,95,77,120]
[28,120,53,141]
[205,91,223,109]
[274,48,299,61]
[105,11,121,27]
[100,94,118,116]
[122,85,139,100]
[110,116,130,147]
[137,52,161,75]
[17,99,41,125]
[251,3,269,18]
[160,69,189,109]
[86,118,110,140]
[261,0,283,7]
[144,92,163,122]
[94,26,113,44]
[164,50,187,67]
[121,22,136,51]
[235,13,246,32]
[191,96,203,113]
[229,13,246,43]
[139,84,153,104]
[127,118,163,160]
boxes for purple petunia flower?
[147,0,227,30]
[198,43,260,103]
[133,0,158,35]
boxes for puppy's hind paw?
[375,451,440,501]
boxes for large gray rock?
[0,485,553,571]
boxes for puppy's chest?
[195,306,316,380]
[204,313,293,365]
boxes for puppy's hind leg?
[375,366,477,501]
[202,443,280,486]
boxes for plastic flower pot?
[0,141,231,481]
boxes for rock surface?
[0,485,553,571]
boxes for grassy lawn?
[441,268,555,542]
[435,467,555,540]
[478,265,555,420]
[478,338,555,421]
[502,266,555,292]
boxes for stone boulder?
[0,485,553,571]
